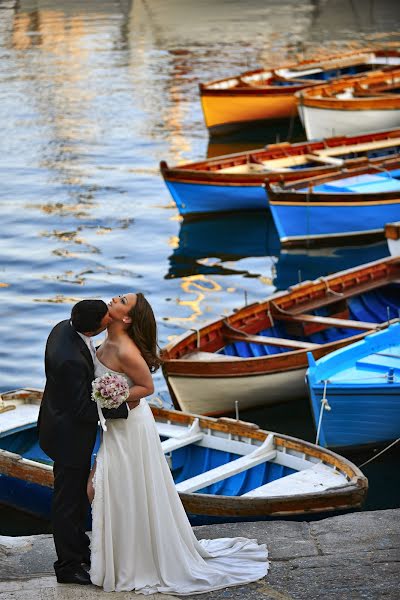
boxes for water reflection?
[168,211,390,290]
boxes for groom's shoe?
[81,559,91,571]
[56,567,91,585]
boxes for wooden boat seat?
[218,163,267,174]
[181,350,242,361]
[273,313,380,330]
[271,273,399,315]
[176,434,276,493]
[224,333,321,350]
[160,419,204,454]
[0,404,39,436]
[242,463,348,498]
[305,154,344,166]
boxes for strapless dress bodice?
[94,354,133,388]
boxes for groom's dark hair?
[71,299,108,333]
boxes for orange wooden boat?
[199,48,400,135]
[161,256,400,415]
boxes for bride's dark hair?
[126,293,162,373]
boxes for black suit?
[38,320,128,575]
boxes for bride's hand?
[127,399,141,410]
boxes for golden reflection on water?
[33,295,82,304]
[167,236,179,250]
[169,274,223,323]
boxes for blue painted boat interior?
[294,63,387,81]
[168,443,295,496]
[299,170,400,195]
[219,283,400,358]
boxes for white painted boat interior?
[0,403,39,436]
[242,463,348,497]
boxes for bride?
[88,292,269,595]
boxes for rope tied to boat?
[318,276,344,297]
[315,379,331,445]
[315,369,397,446]
[358,438,400,468]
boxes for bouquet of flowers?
[91,372,130,409]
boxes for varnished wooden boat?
[199,48,400,135]
[385,221,400,256]
[160,128,400,217]
[161,256,400,415]
[0,389,367,520]
[266,157,400,248]
[297,67,400,140]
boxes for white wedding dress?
[90,356,269,595]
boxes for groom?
[38,299,131,585]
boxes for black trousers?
[52,462,91,574]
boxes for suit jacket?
[38,320,128,467]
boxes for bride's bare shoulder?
[118,336,142,362]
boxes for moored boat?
[266,158,400,248]
[161,129,400,217]
[199,49,400,135]
[0,389,368,520]
[161,257,400,415]
[297,67,400,140]
[385,221,400,256]
[306,322,400,449]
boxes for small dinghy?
[0,389,367,521]
[306,322,400,449]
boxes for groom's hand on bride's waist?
[127,400,141,410]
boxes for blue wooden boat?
[0,389,367,522]
[267,158,400,247]
[306,323,400,450]
[160,129,400,217]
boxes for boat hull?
[164,180,268,216]
[308,385,400,448]
[300,105,400,140]
[168,368,307,416]
[201,93,298,135]
[269,199,400,247]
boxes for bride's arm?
[119,346,155,409]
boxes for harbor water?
[0,0,399,533]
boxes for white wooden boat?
[296,68,400,140]
[162,257,400,415]
[385,222,400,256]
[0,389,367,519]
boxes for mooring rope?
[315,379,331,445]
[358,438,400,468]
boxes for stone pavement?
[1,509,399,599]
